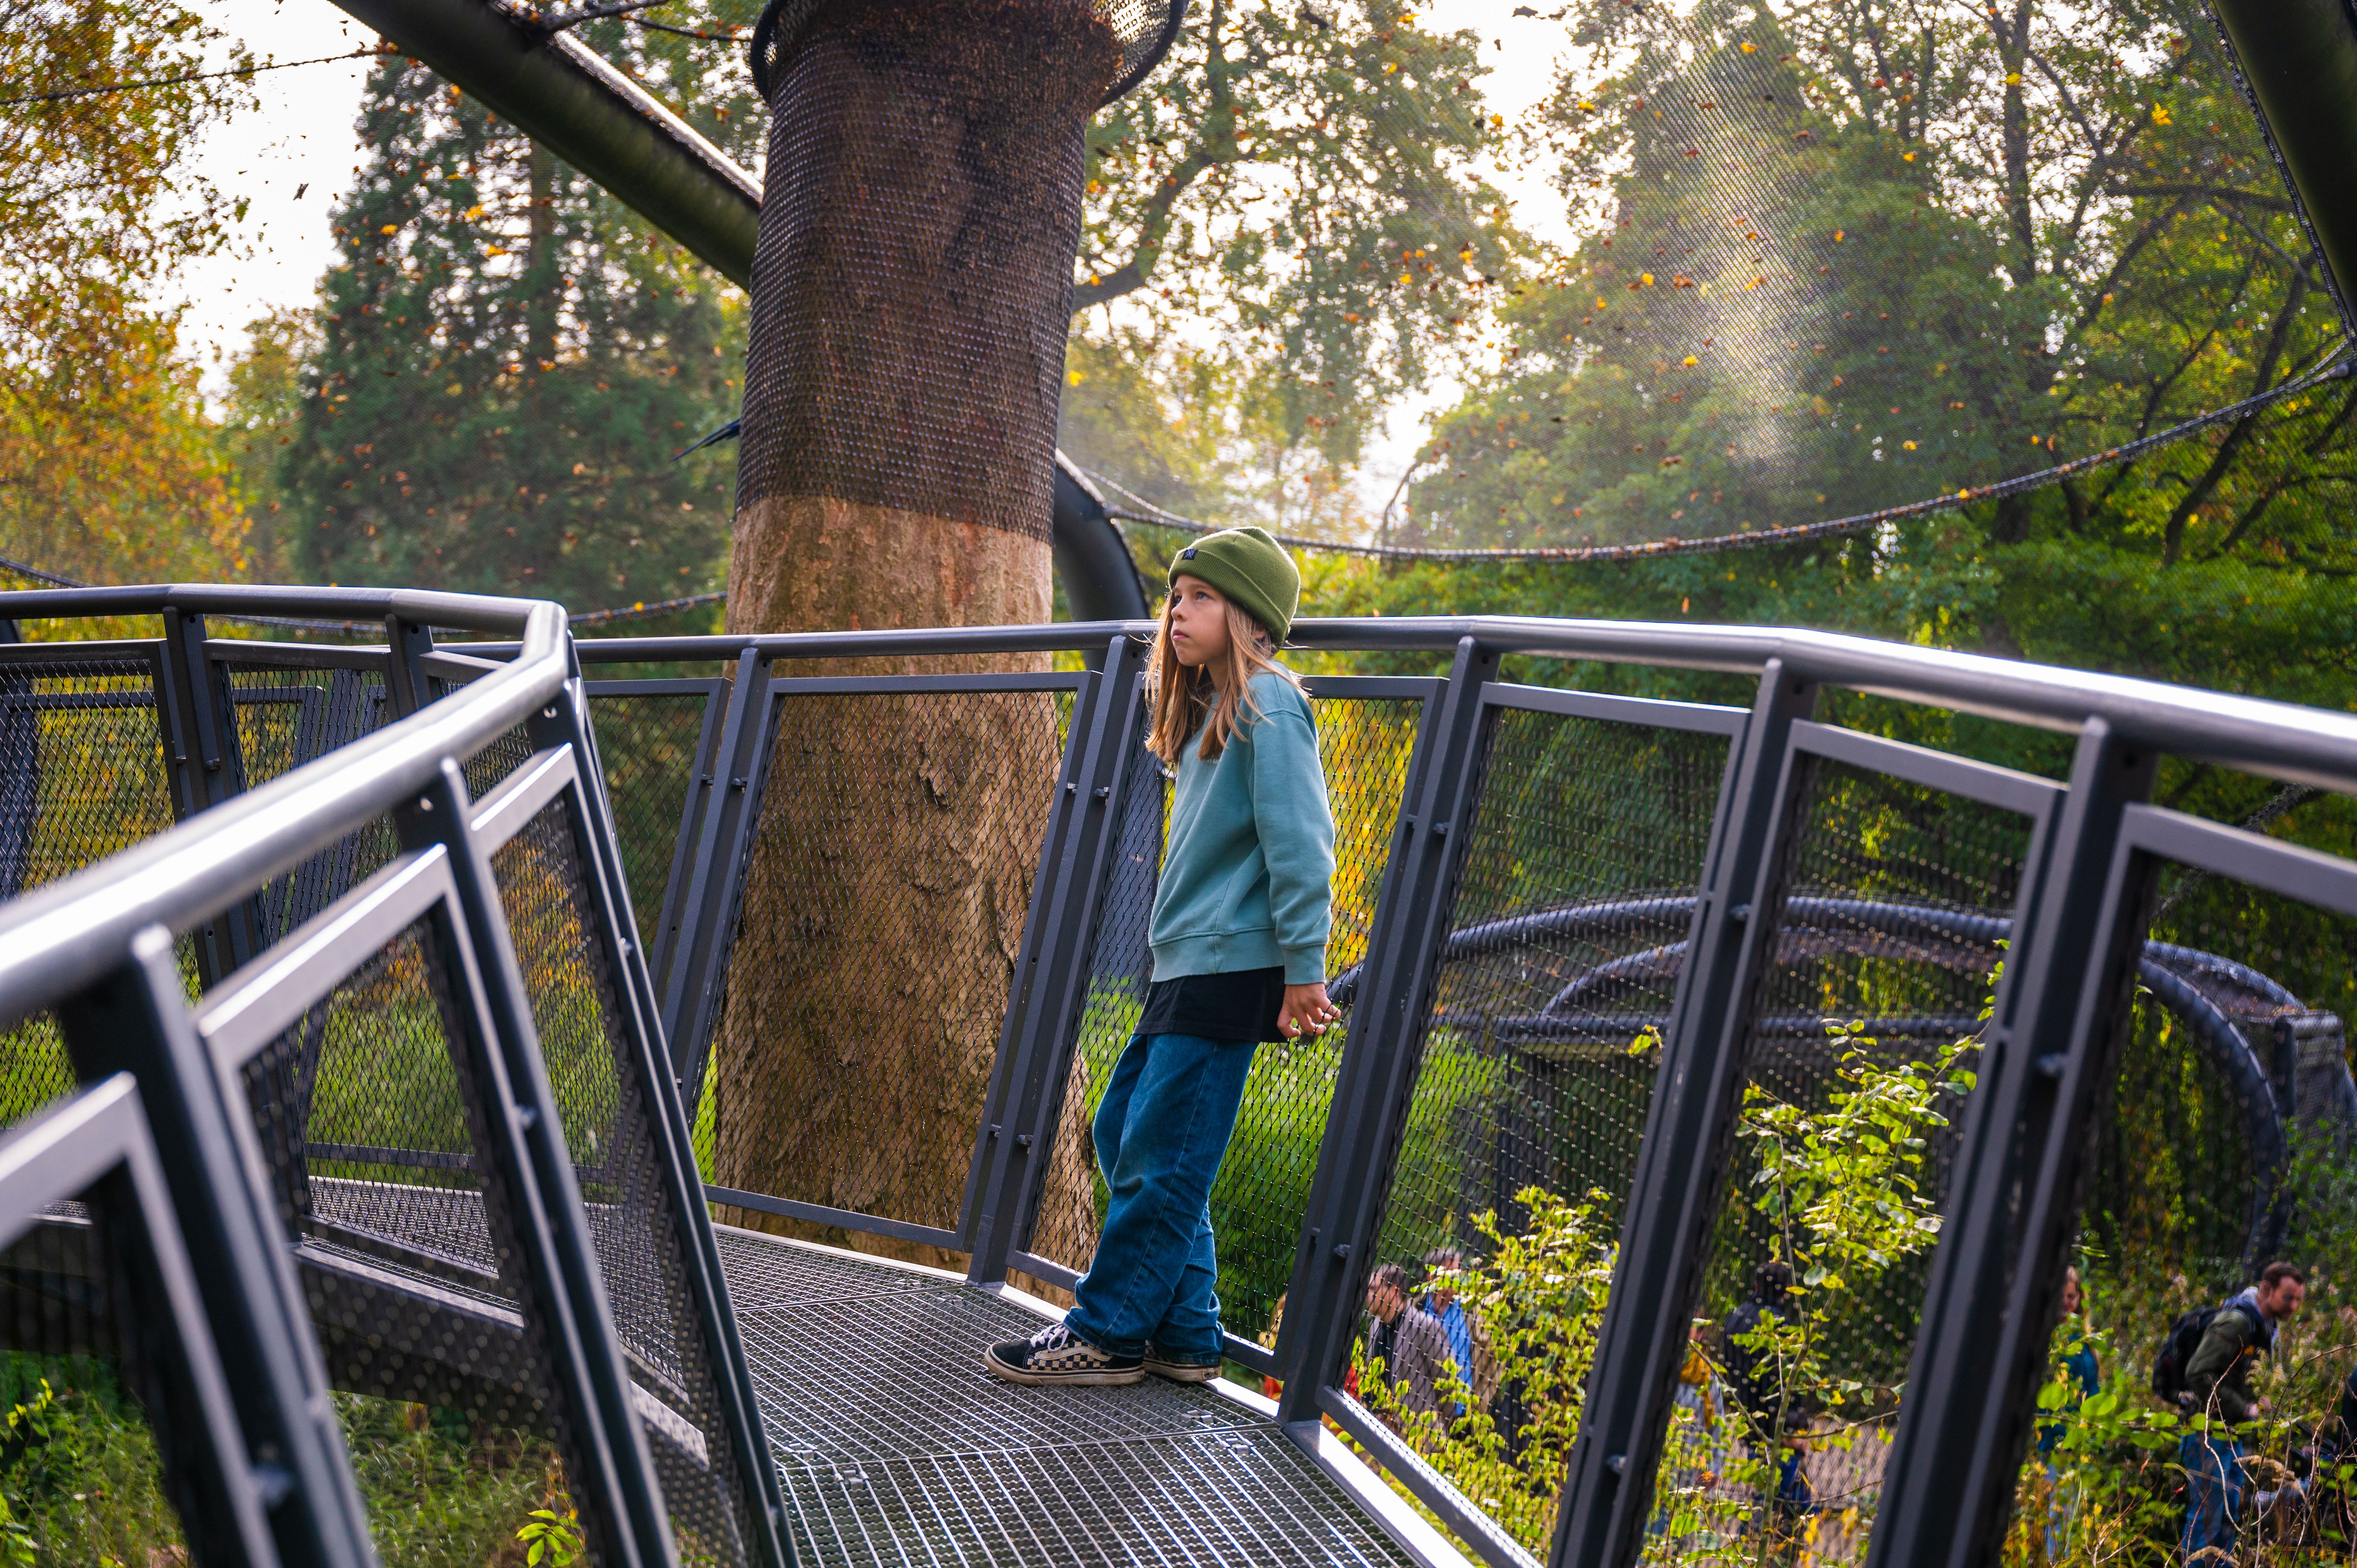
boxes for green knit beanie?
[1166,526,1300,644]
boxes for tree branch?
[2104,182,2292,213]
[2161,260,2307,564]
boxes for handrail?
[0,586,569,1028]
[524,612,2357,792]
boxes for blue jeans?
[2180,1431,2242,1561]
[1064,1032,1256,1361]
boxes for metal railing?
[3,592,2356,1568]
[0,586,786,1568]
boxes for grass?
[0,1354,561,1566]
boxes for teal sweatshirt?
[1148,670,1338,985]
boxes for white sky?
[174,0,378,396]
[1346,0,1571,500]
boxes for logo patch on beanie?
[1180,547,1197,558]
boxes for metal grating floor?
[714,1227,1424,1568]
[293,1183,1431,1564]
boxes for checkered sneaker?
[1143,1345,1221,1383]
[983,1321,1145,1386]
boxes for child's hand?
[1279,983,1339,1040]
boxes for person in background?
[2180,1260,2307,1561]
[2037,1266,2102,1558]
[1416,1246,1497,1416]
[1719,1259,1815,1540]
[1365,1262,1452,1429]
[1260,1292,1286,1402]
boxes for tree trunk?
[714,0,1118,1274]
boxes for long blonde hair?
[1145,590,1300,765]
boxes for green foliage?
[518,1504,585,1566]
[273,40,754,604]
[1357,1186,1619,1554]
[1744,1022,1977,1309]
[0,1353,560,1566]
[0,1360,182,1564]
[1076,0,1518,462]
[0,0,258,584]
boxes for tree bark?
[714,0,1117,1273]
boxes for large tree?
[275,23,761,604]
[1071,0,1521,461]
[1404,0,2351,589]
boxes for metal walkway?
[709,1228,1442,1568]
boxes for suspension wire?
[2151,783,2322,923]
[0,45,392,108]
[572,590,726,625]
[633,17,748,39]
[1094,349,2355,565]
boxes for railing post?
[58,929,378,1568]
[382,614,437,717]
[656,646,773,1095]
[1551,658,1818,1568]
[964,632,1148,1282]
[530,682,797,1568]
[159,607,261,983]
[1275,634,1498,1426]
[399,755,668,1568]
[1864,718,2156,1568]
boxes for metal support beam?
[399,756,669,1568]
[2208,0,2357,317]
[58,933,378,1568]
[965,631,1149,1280]
[656,646,774,1096]
[1276,636,1498,1421]
[1551,659,1818,1568]
[1865,720,2157,1568]
[323,0,762,286]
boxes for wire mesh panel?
[0,657,177,1137]
[707,683,1077,1252]
[222,658,399,946]
[1343,690,1737,1559]
[226,909,604,1557]
[1025,686,1433,1355]
[0,1139,203,1560]
[1650,743,2044,1566]
[587,682,719,962]
[2005,825,2357,1565]
[488,789,764,1566]
[0,656,175,901]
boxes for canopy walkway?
[0,589,2353,1568]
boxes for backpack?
[2151,1300,2263,1407]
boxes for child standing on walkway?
[986,526,1337,1387]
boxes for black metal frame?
[0,587,786,1568]
[9,594,2357,1568]
[0,1073,283,1566]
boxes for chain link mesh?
[709,687,1073,1250]
[1025,692,1425,1353]
[585,688,715,962]
[490,793,761,1566]
[0,659,177,1131]
[2019,855,2357,1561]
[233,916,602,1559]
[1336,700,1731,1552]
[1647,752,2036,1564]
[737,0,1127,543]
[753,0,1178,108]
[223,661,399,947]
[0,1150,192,1556]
